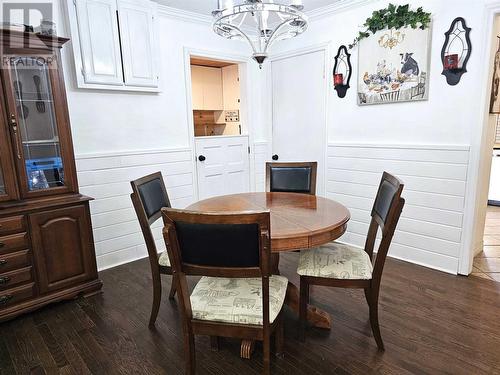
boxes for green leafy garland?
[348,3,431,49]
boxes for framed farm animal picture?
[490,37,500,114]
[357,26,431,105]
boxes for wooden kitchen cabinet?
[191,65,224,110]
[0,30,101,322]
[222,64,240,110]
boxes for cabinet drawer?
[0,216,25,236]
[0,233,29,255]
[0,283,35,310]
[0,250,30,273]
[0,267,32,291]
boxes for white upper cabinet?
[191,66,223,110]
[70,0,159,91]
[117,0,158,87]
[75,0,124,85]
[222,65,240,110]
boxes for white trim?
[461,4,500,275]
[157,4,212,25]
[75,147,192,160]
[182,47,255,200]
[269,42,331,62]
[329,142,470,152]
[306,0,378,21]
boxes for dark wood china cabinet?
[0,30,101,322]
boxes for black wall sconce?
[333,45,352,98]
[441,17,472,86]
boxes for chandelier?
[212,0,308,68]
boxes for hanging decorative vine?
[348,3,431,49]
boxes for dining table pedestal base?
[239,281,332,359]
[240,340,256,359]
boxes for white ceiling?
[154,0,343,15]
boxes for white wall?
[263,0,497,274]
[272,0,487,145]
[49,1,269,269]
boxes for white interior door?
[271,50,327,195]
[195,136,250,200]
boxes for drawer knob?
[0,260,7,266]
[0,277,10,285]
[0,295,12,305]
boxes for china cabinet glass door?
[3,54,76,198]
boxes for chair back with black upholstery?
[364,171,405,283]
[130,172,171,267]
[266,162,317,195]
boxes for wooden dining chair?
[130,172,177,327]
[266,162,317,195]
[297,172,405,350]
[162,208,287,375]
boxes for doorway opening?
[186,53,252,201]
[190,57,242,137]
[471,14,500,282]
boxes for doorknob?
[198,155,206,162]
[272,154,279,161]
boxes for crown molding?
[157,4,213,25]
[306,0,378,21]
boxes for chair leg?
[366,288,384,351]
[263,333,271,375]
[210,336,220,352]
[169,274,178,300]
[275,317,284,358]
[299,277,309,342]
[185,332,196,375]
[149,275,162,327]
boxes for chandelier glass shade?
[212,0,308,67]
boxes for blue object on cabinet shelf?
[25,157,64,190]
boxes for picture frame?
[357,26,432,105]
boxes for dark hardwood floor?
[1,253,500,375]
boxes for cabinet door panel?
[29,205,97,294]
[222,65,240,110]
[2,54,78,198]
[203,67,223,110]
[191,66,204,110]
[118,0,158,87]
[75,0,124,85]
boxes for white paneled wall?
[327,143,470,274]
[76,148,196,270]
[254,142,270,191]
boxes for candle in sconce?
[444,54,459,70]
[334,73,344,86]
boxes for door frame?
[268,43,331,196]
[183,47,254,200]
[460,4,500,275]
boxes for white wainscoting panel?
[76,148,196,271]
[254,142,270,191]
[327,143,470,274]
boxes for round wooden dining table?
[187,192,351,358]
